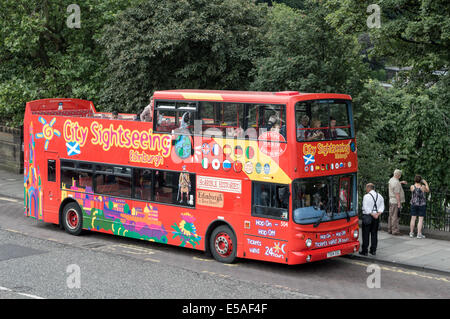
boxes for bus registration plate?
[327,250,341,258]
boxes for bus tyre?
[210,225,237,264]
[62,202,83,236]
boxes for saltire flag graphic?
[303,154,315,165]
[66,141,81,156]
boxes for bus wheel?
[62,202,83,236]
[210,225,237,264]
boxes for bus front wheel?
[210,225,237,264]
[62,202,83,236]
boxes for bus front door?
[43,152,60,224]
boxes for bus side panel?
[61,187,209,251]
[23,116,44,221]
[242,218,290,264]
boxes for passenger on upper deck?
[140,97,154,122]
[305,119,325,141]
[266,114,286,139]
[179,112,190,130]
[325,116,338,139]
[297,115,310,140]
[269,115,281,133]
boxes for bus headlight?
[305,238,312,248]
[353,229,359,239]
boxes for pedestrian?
[388,169,407,235]
[360,183,385,256]
[409,175,430,239]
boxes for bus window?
[155,109,178,133]
[329,103,350,139]
[293,175,356,225]
[296,100,351,141]
[154,170,195,207]
[255,104,286,139]
[133,168,153,201]
[61,168,79,189]
[222,103,244,138]
[199,102,245,138]
[155,101,196,134]
[252,182,289,220]
[95,165,131,198]
[48,160,56,182]
[60,160,93,190]
[199,102,223,137]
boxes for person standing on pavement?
[409,175,429,239]
[360,183,385,256]
[388,169,407,235]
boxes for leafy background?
[0,0,448,190]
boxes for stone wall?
[0,126,23,174]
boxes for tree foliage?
[0,0,137,125]
[0,0,448,190]
[324,0,449,188]
[250,2,369,97]
[99,0,268,113]
[356,80,449,188]
[325,0,450,85]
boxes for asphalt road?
[0,196,449,300]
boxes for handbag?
[362,214,372,225]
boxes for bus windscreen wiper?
[313,202,331,228]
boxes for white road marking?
[0,286,45,299]
[0,197,20,203]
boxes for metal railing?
[358,180,450,232]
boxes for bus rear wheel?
[62,202,83,236]
[210,225,237,264]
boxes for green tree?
[356,80,449,189]
[324,0,449,189]
[256,0,306,9]
[250,2,369,97]
[99,0,268,114]
[0,0,137,126]
[325,0,450,86]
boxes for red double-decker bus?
[24,90,359,264]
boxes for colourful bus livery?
[24,91,360,265]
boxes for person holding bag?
[360,183,385,256]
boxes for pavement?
[1,169,450,275]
